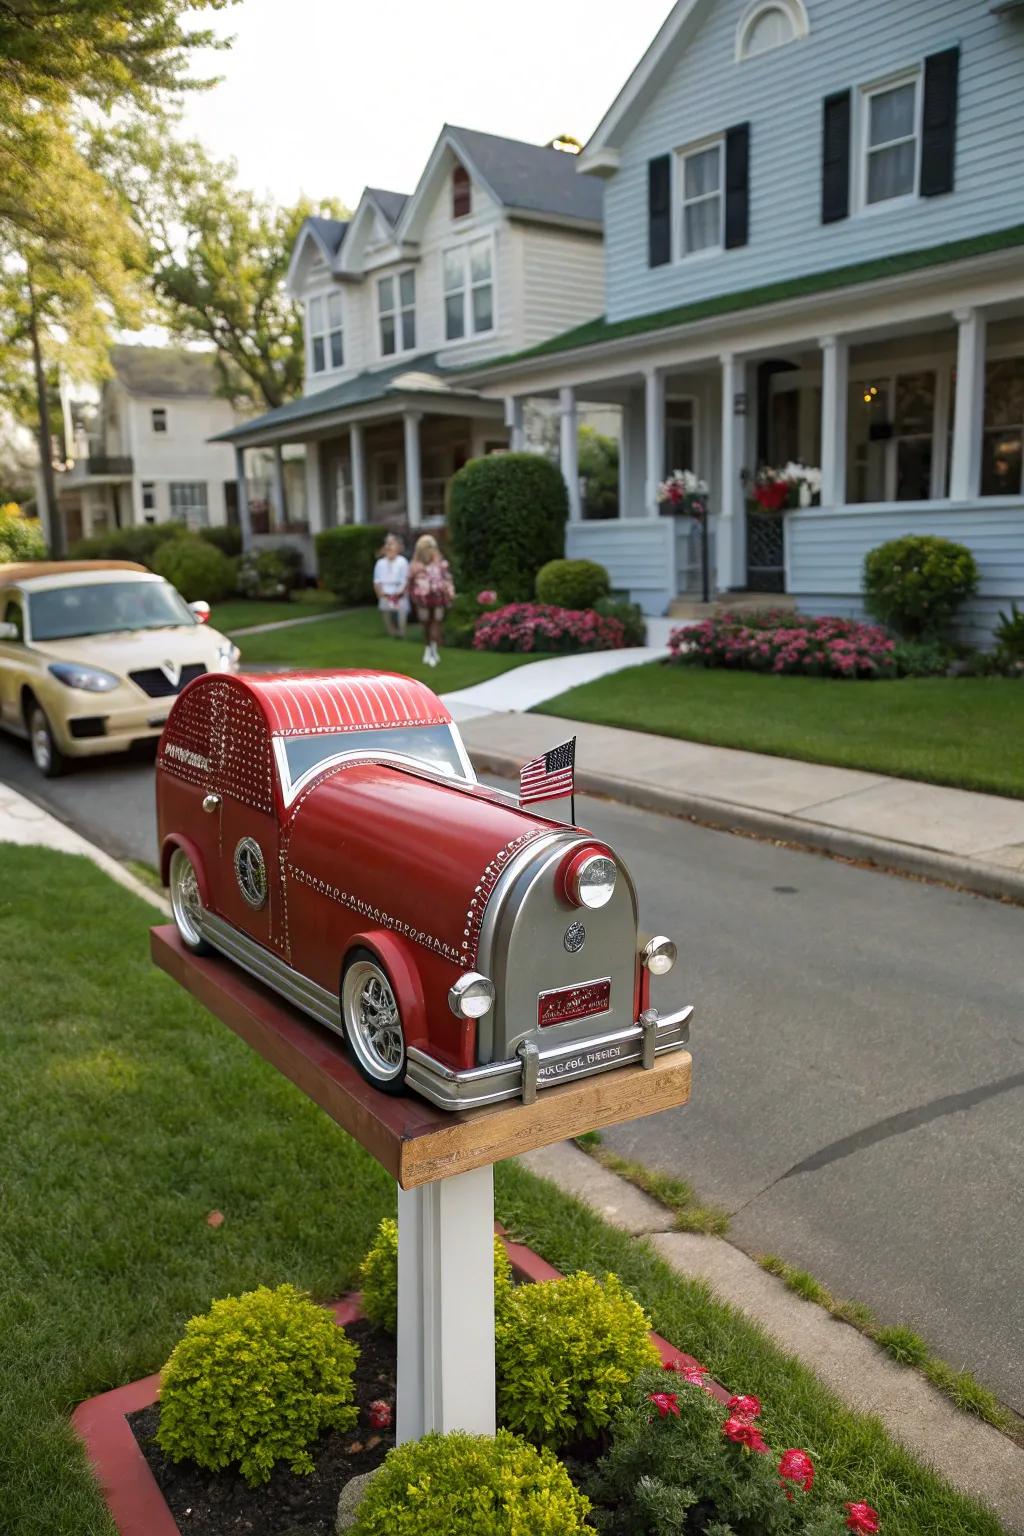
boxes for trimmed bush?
[473,602,626,654]
[892,639,954,677]
[0,503,46,561]
[495,1271,659,1448]
[595,595,646,647]
[863,535,978,639]
[234,546,304,599]
[448,453,567,602]
[536,558,610,610]
[67,521,187,567]
[316,525,382,605]
[359,1216,512,1335]
[349,1430,592,1535]
[153,535,235,602]
[156,1284,359,1486]
[199,525,243,558]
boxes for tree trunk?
[27,273,64,558]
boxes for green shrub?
[234,546,304,599]
[995,600,1024,662]
[67,521,187,567]
[595,596,646,647]
[153,535,235,602]
[359,1216,512,1335]
[495,1271,659,1448]
[448,453,567,602]
[349,1430,591,1535]
[892,639,953,677]
[0,503,46,561]
[199,525,243,558]
[156,1283,359,1486]
[863,535,978,639]
[316,525,382,604]
[536,558,610,610]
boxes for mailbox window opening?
[279,723,471,799]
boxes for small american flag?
[520,737,576,806]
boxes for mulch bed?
[129,1320,395,1536]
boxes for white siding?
[516,224,604,348]
[126,392,239,527]
[567,517,677,613]
[605,0,1024,324]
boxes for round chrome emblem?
[234,836,267,910]
[563,920,586,954]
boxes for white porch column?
[304,440,323,534]
[718,353,747,592]
[234,445,253,551]
[404,410,423,528]
[271,443,287,529]
[504,395,525,452]
[819,335,848,506]
[643,366,664,514]
[396,1167,496,1444]
[350,423,368,525]
[950,308,986,501]
[559,386,581,521]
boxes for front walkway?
[441,637,671,719]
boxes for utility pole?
[27,270,63,558]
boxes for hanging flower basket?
[745,462,821,513]
[657,468,709,520]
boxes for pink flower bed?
[670,611,896,679]
[473,602,626,654]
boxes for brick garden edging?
[71,1237,729,1535]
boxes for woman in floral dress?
[408,533,455,667]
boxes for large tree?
[98,128,349,411]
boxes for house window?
[862,74,919,207]
[169,481,209,528]
[151,408,167,433]
[443,238,494,341]
[981,357,1024,495]
[141,482,156,511]
[452,164,471,219]
[678,140,723,257]
[664,398,696,475]
[308,291,344,374]
[374,453,401,508]
[736,0,807,60]
[378,270,416,357]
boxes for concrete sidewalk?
[459,711,1024,903]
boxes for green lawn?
[210,589,342,634]
[0,847,1003,1535]
[236,606,538,690]
[536,663,1024,799]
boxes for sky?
[177,0,674,208]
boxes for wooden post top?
[151,925,692,1189]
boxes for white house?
[51,346,247,545]
[212,125,605,558]
[467,0,1024,639]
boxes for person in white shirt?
[372,534,410,637]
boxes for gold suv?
[0,560,240,776]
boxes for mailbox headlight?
[642,935,677,976]
[565,849,617,910]
[449,972,496,1019]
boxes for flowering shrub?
[473,602,626,654]
[670,611,896,679]
[590,1365,881,1535]
[657,468,709,519]
[747,462,822,512]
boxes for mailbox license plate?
[538,977,611,1028]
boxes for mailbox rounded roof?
[225,670,452,738]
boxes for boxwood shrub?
[448,453,567,602]
[67,520,187,566]
[153,535,235,602]
[349,1430,591,1535]
[359,1216,513,1335]
[535,557,610,610]
[157,1284,359,1486]
[199,525,243,558]
[863,534,978,639]
[316,525,383,604]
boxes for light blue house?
[468,0,1024,639]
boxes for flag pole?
[570,736,577,825]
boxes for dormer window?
[443,238,494,341]
[378,270,416,357]
[452,164,471,219]
[736,0,808,60]
[308,291,344,374]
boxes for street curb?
[468,747,1024,905]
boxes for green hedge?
[448,454,567,602]
[67,521,188,566]
[199,525,243,558]
[316,525,382,605]
[153,537,235,603]
[535,558,610,609]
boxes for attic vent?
[736,0,808,60]
[452,164,471,219]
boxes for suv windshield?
[28,581,195,641]
[282,724,467,790]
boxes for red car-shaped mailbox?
[157,670,691,1110]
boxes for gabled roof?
[109,345,220,398]
[366,188,409,227]
[305,216,349,258]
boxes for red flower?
[667,1357,709,1386]
[722,1416,769,1453]
[845,1503,880,1533]
[727,1393,761,1421]
[367,1399,393,1430]
[778,1449,815,1496]
[647,1391,681,1418]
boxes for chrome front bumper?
[405,1004,693,1111]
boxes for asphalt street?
[2,730,1022,1414]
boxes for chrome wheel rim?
[30,709,51,772]
[343,960,404,1081]
[169,849,205,949]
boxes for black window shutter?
[648,155,672,267]
[724,123,750,249]
[821,90,851,224]
[920,46,959,197]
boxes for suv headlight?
[215,641,240,672]
[449,972,496,1019]
[48,662,120,693]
